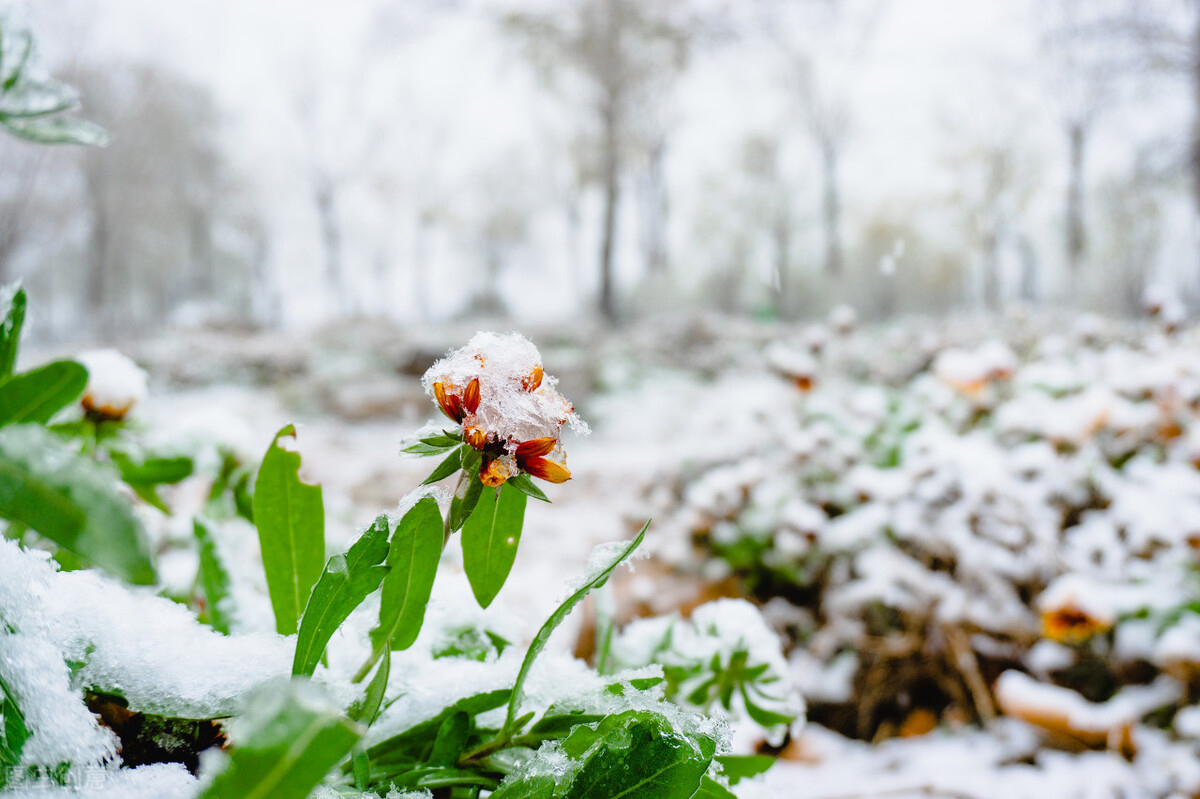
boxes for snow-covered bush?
[649,317,1200,749]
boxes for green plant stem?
[457,730,556,767]
[445,471,466,546]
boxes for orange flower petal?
[463,377,481,414]
[521,456,570,484]
[515,437,556,458]
[522,366,543,392]
[480,458,511,487]
[464,425,489,450]
[433,382,465,423]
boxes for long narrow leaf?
[0,286,25,379]
[253,425,325,636]
[502,522,648,737]
[194,517,234,635]
[0,670,29,790]
[293,515,391,676]
[462,483,527,608]
[360,497,442,678]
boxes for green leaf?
[0,286,26,379]
[0,360,87,426]
[112,453,193,485]
[402,432,462,456]
[362,497,441,672]
[1,32,34,91]
[115,454,194,514]
[490,774,557,799]
[694,775,739,799]
[0,115,110,146]
[448,471,485,533]
[422,446,464,485]
[565,711,715,799]
[740,691,795,729]
[429,711,471,766]
[293,515,391,677]
[0,424,154,584]
[349,647,390,727]
[198,681,362,799]
[501,522,649,738]
[253,425,325,636]
[529,712,607,739]
[462,483,528,609]
[0,670,29,790]
[348,648,390,790]
[714,754,775,785]
[364,689,511,773]
[194,517,234,635]
[506,473,551,503]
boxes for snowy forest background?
[3,0,1200,339]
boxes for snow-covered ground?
[8,310,1200,797]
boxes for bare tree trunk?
[981,229,1002,313]
[1066,121,1087,272]
[314,173,345,317]
[772,206,791,317]
[188,206,215,300]
[1018,235,1039,303]
[640,138,668,277]
[1192,4,1200,224]
[413,213,433,323]
[820,135,843,277]
[0,155,41,285]
[598,101,620,323]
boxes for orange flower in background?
[1041,604,1111,645]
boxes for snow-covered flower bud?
[1037,577,1115,645]
[77,349,148,422]
[767,343,818,392]
[828,304,858,336]
[422,332,588,487]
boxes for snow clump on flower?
[76,348,148,421]
[421,332,588,486]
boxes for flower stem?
[445,470,467,546]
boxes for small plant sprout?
[75,349,148,422]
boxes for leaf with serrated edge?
[293,514,390,676]
[253,425,325,636]
[462,483,527,608]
